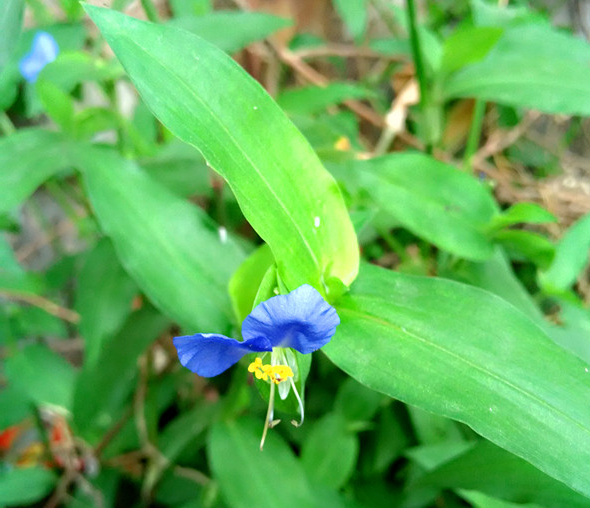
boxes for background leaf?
[0,385,31,429]
[0,236,44,293]
[228,244,274,324]
[208,418,318,508]
[333,0,367,40]
[0,0,23,70]
[73,307,170,440]
[170,11,291,53]
[488,202,557,231]
[338,153,497,260]
[75,146,244,333]
[0,467,57,506]
[441,248,544,322]
[0,129,72,215]
[75,238,138,366]
[440,26,503,74]
[277,82,374,115]
[300,413,359,489]
[444,24,590,115]
[5,343,77,411]
[417,441,590,508]
[539,212,590,294]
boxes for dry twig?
[0,290,80,323]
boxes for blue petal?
[19,32,59,83]
[242,284,340,354]
[173,333,272,377]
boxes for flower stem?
[406,0,427,108]
[260,381,275,450]
[288,376,304,427]
[405,0,433,153]
[140,0,160,22]
[463,99,486,172]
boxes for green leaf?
[83,5,359,293]
[325,264,590,497]
[140,140,211,198]
[74,238,138,366]
[229,244,275,324]
[36,79,75,132]
[208,418,318,508]
[277,82,374,115]
[12,306,68,339]
[58,0,83,19]
[0,23,85,110]
[487,202,557,232]
[170,11,292,53]
[75,146,244,332]
[159,404,216,463]
[170,0,211,17]
[459,490,544,508]
[470,0,541,27]
[333,0,367,40]
[39,51,123,91]
[5,343,77,411]
[549,300,590,364]
[444,24,590,115]
[301,413,359,489]
[367,405,409,474]
[0,385,31,429]
[0,467,57,506]
[405,441,476,471]
[539,213,590,294]
[343,153,497,260]
[0,0,23,70]
[440,26,503,74]
[73,307,170,439]
[494,230,554,269]
[441,248,543,322]
[407,406,464,446]
[0,235,44,293]
[334,377,384,422]
[0,129,72,215]
[417,441,590,508]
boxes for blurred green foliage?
[1,0,590,507]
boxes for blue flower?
[173,284,340,447]
[19,32,59,83]
[174,284,339,377]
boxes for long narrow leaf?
[325,264,590,497]
[75,146,244,332]
[83,5,359,294]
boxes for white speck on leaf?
[314,216,321,228]
[586,367,589,373]
[218,226,227,244]
[253,106,258,110]
[489,407,493,412]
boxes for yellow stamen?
[248,359,294,385]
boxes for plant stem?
[378,227,410,263]
[463,99,486,171]
[0,112,16,135]
[140,0,160,22]
[406,0,427,103]
[405,0,432,153]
